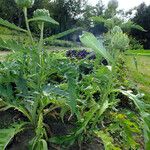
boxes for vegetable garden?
[0,0,150,150]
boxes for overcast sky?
[88,0,150,10]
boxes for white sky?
[88,0,150,10]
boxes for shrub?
[129,37,144,50]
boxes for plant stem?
[39,22,44,51]
[23,7,33,43]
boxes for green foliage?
[30,114,48,150]
[29,13,59,25]
[0,38,26,51]
[94,130,120,150]
[0,123,26,150]
[121,21,146,32]
[29,15,59,26]
[111,31,129,52]
[131,3,150,49]
[104,26,129,53]
[107,111,142,149]
[0,1,63,149]
[91,16,114,29]
[129,37,144,50]
[15,0,35,8]
[104,0,118,18]
[45,39,77,47]
[91,16,145,32]
[111,25,123,34]
[0,18,27,33]
[34,8,50,18]
[0,1,149,149]
[44,28,81,41]
[79,31,149,149]
[0,26,13,35]
[121,90,150,149]
[80,32,113,62]
[44,28,81,47]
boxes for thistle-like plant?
[0,2,150,150]
[111,26,130,52]
[0,1,60,149]
[79,30,150,150]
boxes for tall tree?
[131,3,150,49]
[42,0,87,34]
[104,0,118,18]
[0,0,23,26]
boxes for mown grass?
[126,49,150,56]
[126,51,150,103]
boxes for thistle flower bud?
[111,32,129,51]
[15,0,35,8]
[33,9,50,18]
[112,26,123,34]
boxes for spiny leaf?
[0,18,27,32]
[120,90,150,150]
[80,32,113,62]
[0,123,26,150]
[0,38,26,51]
[141,112,150,150]
[91,16,114,29]
[120,90,150,112]
[44,27,82,41]
[43,84,69,97]
[28,16,59,25]
[67,75,78,115]
[90,16,106,24]
[76,104,99,135]
[94,130,121,150]
[0,101,32,122]
[121,21,146,32]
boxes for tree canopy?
[131,3,150,49]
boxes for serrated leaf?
[43,84,69,97]
[120,90,150,150]
[94,130,121,150]
[0,38,26,51]
[120,90,150,112]
[90,16,106,24]
[44,27,82,41]
[49,134,76,145]
[67,75,78,115]
[28,16,59,25]
[121,21,146,32]
[80,32,113,62]
[0,18,27,32]
[0,123,26,150]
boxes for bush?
[129,37,144,50]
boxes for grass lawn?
[126,50,150,103]
[126,49,150,56]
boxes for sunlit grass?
[126,55,150,103]
[126,50,150,56]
